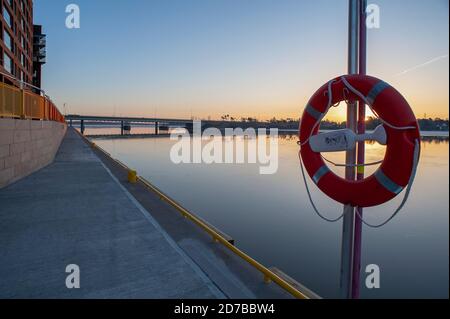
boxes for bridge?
[65,114,196,135]
[64,114,294,137]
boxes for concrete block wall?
[0,119,67,188]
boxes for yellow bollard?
[128,170,137,183]
[357,165,364,175]
[264,274,272,284]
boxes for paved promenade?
[0,129,223,298]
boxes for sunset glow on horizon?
[33,0,449,122]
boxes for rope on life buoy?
[340,77,417,131]
[299,151,346,223]
[298,75,421,226]
[321,155,383,168]
[299,139,420,227]
[355,139,420,228]
[300,80,337,148]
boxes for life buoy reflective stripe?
[374,170,403,195]
[312,165,330,184]
[299,75,420,208]
[366,80,390,105]
[305,104,323,120]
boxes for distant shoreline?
[77,123,449,137]
[73,118,449,134]
[83,127,448,139]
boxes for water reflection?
[92,130,448,299]
[421,136,450,144]
[276,132,449,144]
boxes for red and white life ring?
[299,75,420,208]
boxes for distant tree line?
[216,115,449,131]
[352,117,449,131]
[416,118,449,131]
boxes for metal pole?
[352,0,367,299]
[340,0,359,299]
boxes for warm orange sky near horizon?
[36,0,449,121]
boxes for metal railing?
[81,132,319,299]
[137,175,316,299]
[0,73,65,123]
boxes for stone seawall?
[0,119,67,188]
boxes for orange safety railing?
[0,81,65,123]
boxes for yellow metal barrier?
[0,82,22,118]
[137,177,310,299]
[0,82,64,122]
[83,134,314,299]
[24,91,45,119]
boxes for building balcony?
[33,35,46,47]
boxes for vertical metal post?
[340,0,359,299]
[121,120,124,136]
[80,120,85,135]
[155,121,159,135]
[20,82,25,119]
[352,0,367,299]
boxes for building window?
[3,29,13,52]
[3,7,13,29]
[3,52,13,74]
[23,36,28,53]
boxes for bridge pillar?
[155,122,159,135]
[185,122,194,135]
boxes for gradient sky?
[34,0,449,121]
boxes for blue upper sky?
[34,0,449,120]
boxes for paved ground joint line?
[0,128,223,299]
[98,160,226,299]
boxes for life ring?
[299,75,420,208]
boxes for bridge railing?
[0,81,65,123]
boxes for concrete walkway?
[0,129,223,298]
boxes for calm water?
[88,128,448,299]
